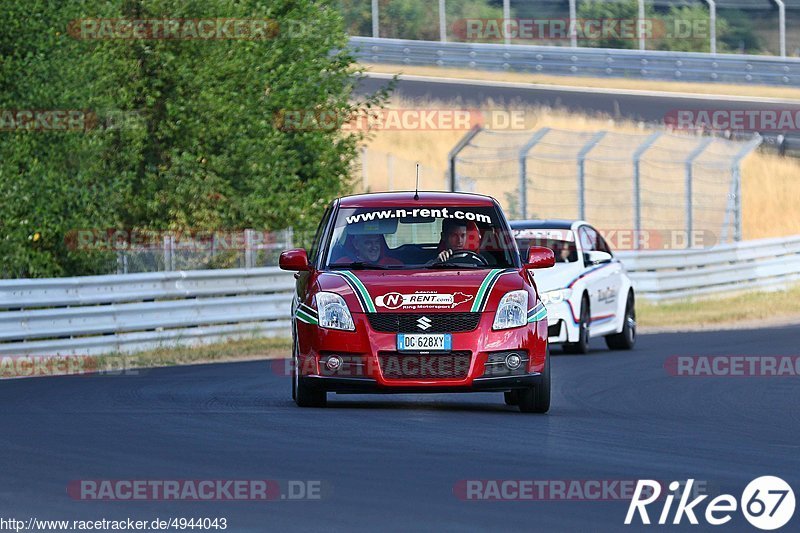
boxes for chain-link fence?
[113,229,294,274]
[450,127,761,246]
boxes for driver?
[436,219,471,262]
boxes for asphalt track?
[355,75,800,140]
[2,324,799,532]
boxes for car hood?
[317,268,524,313]
[529,262,584,293]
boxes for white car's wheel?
[605,292,636,350]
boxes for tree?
[0,0,389,277]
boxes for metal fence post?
[518,128,551,220]
[448,125,483,191]
[725,135,763,242]
[372,0,379,38]
[361,146,368,191]
[244,229,255,269]
[638,0,646,51]
[705,1,717,54]
[387,153,394,191]
[163,235,174,271]
[684,137,714,247]
[503,0,511,46]
[632,132,663,250]
[774,0,786,57]
[577,131,607,221]
[568,0,577,48]
[439,0,447,42]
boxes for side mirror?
[585,250,612,265]
[525,246,555,269]
[279,248,310,271]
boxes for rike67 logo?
[626,477,795,530]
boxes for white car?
[511,220,636,353]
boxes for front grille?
[367,313,481,333]
[378,351,472,380]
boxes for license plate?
[397,333,452,352]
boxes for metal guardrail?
[2,235,798,356]
[349,37,800,86]
[617,235,800,301]
[0,268,294,356]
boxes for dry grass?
[360,63,800,101]
[358,97,800,239]
[637,284,800,329]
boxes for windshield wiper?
[330,262,390,270]
[426,262,485,269]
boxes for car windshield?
[513,228,578,264]
[323,205,519,270]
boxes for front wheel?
[605,292,636,350]
[563,296,590,354]
[295,377,327,407]
[518,348,550,414]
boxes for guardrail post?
[684,137,714,248]
[518,128,551,220]
[632,132,663,250]
[577,131,607,221]
[448,125,482,191]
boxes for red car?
[279,192,555,413]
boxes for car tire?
[563,295,590,354]
[295,376,327,407]
[605,292,636,350]
[518,347,550,414]
[504,391,519,406]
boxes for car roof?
[509,219,578,230]
[337,191,497,208]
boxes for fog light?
[505,353,522,370]
[325,356,343,372]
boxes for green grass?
[638,284,800,329]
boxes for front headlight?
[316,292,355,331]
[540,288,572,306]
[493,290,529,330]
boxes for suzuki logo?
[417,316,432,330]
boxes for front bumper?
[545,300,576,344]
[296,311,548,390]
[301,373,543,394]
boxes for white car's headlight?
[493,290,529,330]
[541,288,572,306]
[316,292,355,331]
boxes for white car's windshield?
[324,205,518,270]
[513,229,578,264]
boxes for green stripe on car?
[470,269,504,312]
[337,270,376,313]
[296,309,319,325]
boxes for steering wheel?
[441,250,488,266]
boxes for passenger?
[336,234,402,266]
